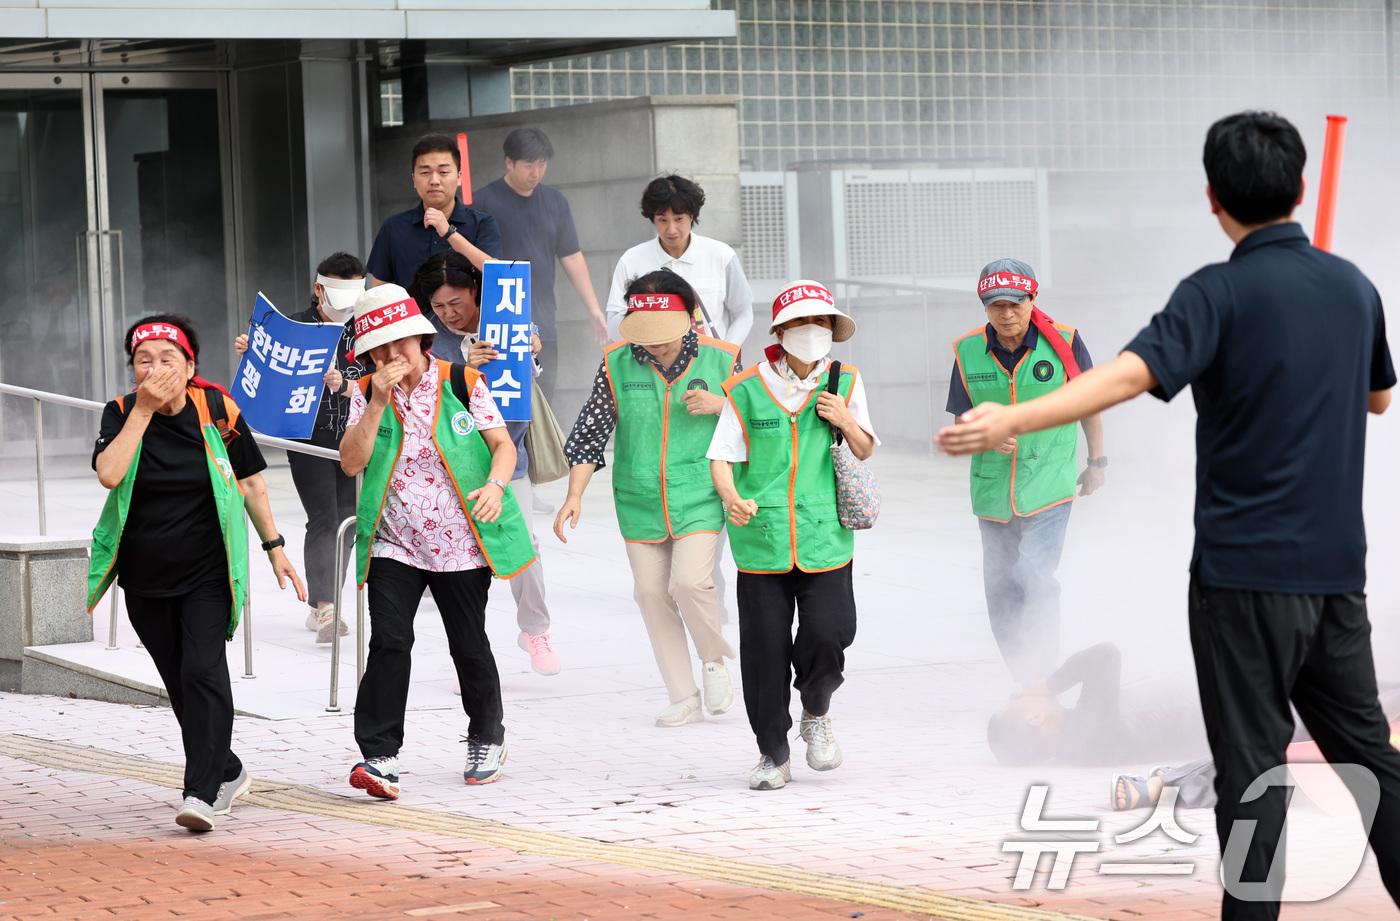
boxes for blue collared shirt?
[366,200,503,289]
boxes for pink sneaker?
[518,631,561,676]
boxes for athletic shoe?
[175,796,215,831]
[655,693,704,728]
[799,712,843,771]
[701,662,734,714]
[349,756,401,800]
[211,767,250,816]
[517,631,561,676]
[749,756,791,790]
[305,605,322,632]
[462,737,508,785]
[315,603,350,644]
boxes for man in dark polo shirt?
[367,133,502,288]
[473,126,607,402]
[938,111,1400,919]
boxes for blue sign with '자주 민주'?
[479,260,533,422]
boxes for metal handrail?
[0,379,350,680]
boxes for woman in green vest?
[707,280,879,791]
[554,270,740,728]
[339,283,534,799]
[90,314,306,832]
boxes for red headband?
[131,321,194,360]
[353,297,423,340]
[772,283,834,320]
[978,273,1038,297]
[627,293,687,313]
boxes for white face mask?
[320,299,354,324]
[781,323,833,363]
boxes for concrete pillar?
[0,537,92,690]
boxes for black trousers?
[737,563,857,765]
[287,449,358,608]
[354,558,502,758]
[1189,574,1400,920]
[125,581,243,804]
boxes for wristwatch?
[1087,456,1108,468]
[262,535,286,551]
[442,224,459,240]
[486,477,508,492]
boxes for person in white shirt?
[606,174,756,622]
[605,174,754,349]
[707,280,880,791]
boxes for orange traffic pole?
[457,132,472,205]
[1313,115,1347,252]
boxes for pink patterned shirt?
[348,365,505,572]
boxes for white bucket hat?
[768,280,856,342]
[351,284,437,356]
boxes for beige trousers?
[624,532,737,703]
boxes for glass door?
[0,74,95,407]
[93,72,235,391]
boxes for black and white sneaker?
[462,737,508,785]
[350,755,401,800]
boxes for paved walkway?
[4,435,1400,918]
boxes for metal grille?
[739,181,789,281]
[511,0,1391,173]
[844,170,1043,280]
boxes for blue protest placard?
[233,293,346,438]
[480,260,533,422]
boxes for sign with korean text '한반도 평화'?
[233,293,346,438]
[479,260,533,422]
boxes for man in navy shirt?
[938,111,1400,919]
[473,127,607,402]
[367,134,503,289]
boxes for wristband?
[486,478,508,492]
[442,225,459,240]
[262,535,286,551]
[1087,456,1108,468]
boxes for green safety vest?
[355,360,536,584]
[722,362,857,574]
[87,387,250,639]
[604,336,738,542]
[953,324,1080,522]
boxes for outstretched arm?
[937,352,1157,456]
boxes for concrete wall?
[371,95,742,424]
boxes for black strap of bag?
[825,359,844,446]
[448,361,474,407]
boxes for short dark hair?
[1203,111,1306,225]
[123,314,199,366]
[411,133,460,172]
[409,250,482,311]
[316,251,365,280]
[640,174,705,223]
[625,268,698,315]
[503,127,554,162]
[986,707,1051,767]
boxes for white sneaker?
[462,737,508,785]
[315,603,349,644]
[655,693,704,728]
[349,755,401,800]
[701,662,734,714]
[749,756,791,790]
[175,796,215,831]
[305,605,322,631]
[799,712,843,771]
[211,767,250,816]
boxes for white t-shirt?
[707,355,880,463]
[606,233,754,346]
